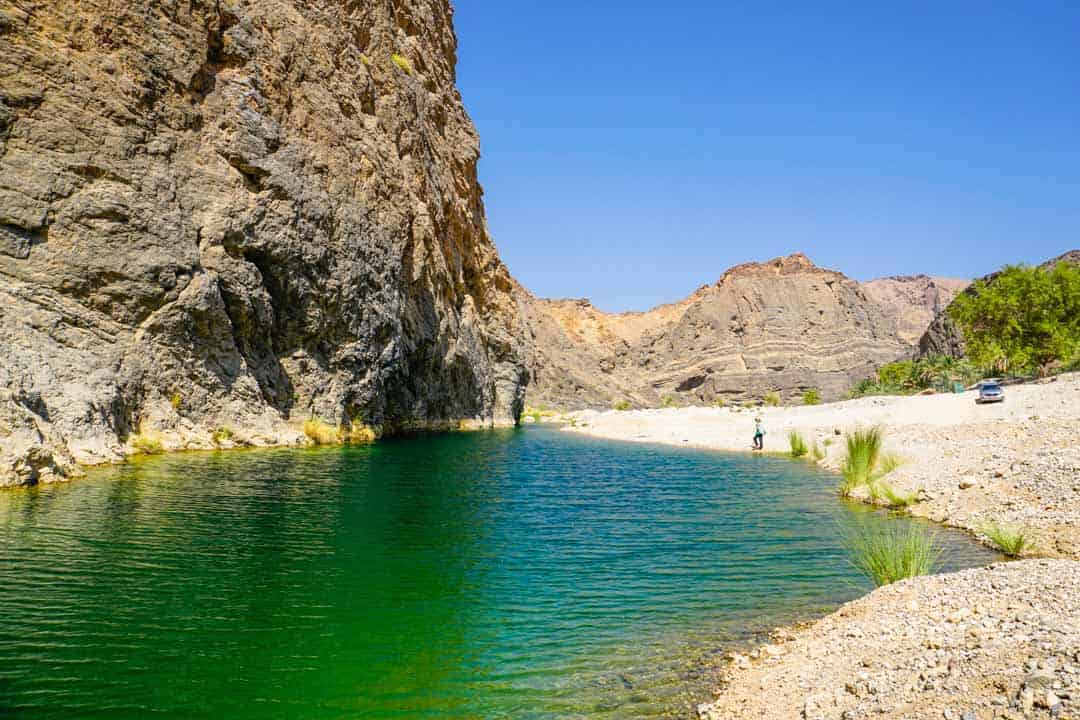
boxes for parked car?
[976,380,1005,404]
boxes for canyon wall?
[0,0,527,485]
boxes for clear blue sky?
[453,1,1080,312]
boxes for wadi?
[1,2,1078,719]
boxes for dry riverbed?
[561,374,1080,718]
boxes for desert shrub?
[303,418,340,445]
[391,53,413,75]
[612,399,632,411]
[980,521,1031,557]
[788,431,808,458]
[763,391,781,407]
[711,397,726,408]
[211,427,234,446]
[661,394,678,408]
[343,422,378,444]
[130,433,164,456]
[169,393,182,411]
[846,522,941,586]
[949,261,1080,373]
[802,389,821,405]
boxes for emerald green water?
[0,428,997,719]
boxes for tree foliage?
[849,355,981,397]
[948,262,1080,372]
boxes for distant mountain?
[519,253,924,409]
[862,275,970,345]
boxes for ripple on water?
[0,427,999,719]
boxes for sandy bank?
[565,373,1080,558]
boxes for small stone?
[958,478,976,490]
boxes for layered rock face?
[862,275,969,345]
[520,254,912,409]
[918,249,1080,359]
[0,0,527,485]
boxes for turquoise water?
[0,428,997,719]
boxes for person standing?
[753,417,765,450]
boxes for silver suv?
[976,380,1005,404]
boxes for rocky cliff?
[0,0,527,485]
[520,254,912,409]
[917,250,1080,359]
[862,275,969,345]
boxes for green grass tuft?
[661,394,679,408]
[839,426,884,496]
[812,441,826,461]
[980,521,1030,557]
[391,53,413,75]
[211,427,234,446]
[802,388,821,405]
[169,393,182,411]
[711,397,726,408]
[845,522,941,586]
[130,433,164,456]
[360,53,372,66]
[788,430,808,458]
[763,391,781,407]
[612,399,632,411]
[868,481,919,509]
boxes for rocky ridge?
[0,0,527,486]
[521,253,932,410]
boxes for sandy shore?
[562,374,1080,718]
[565,373,1080,558]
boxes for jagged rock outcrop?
[917,249,1080,359]
[520,254,911,409]
[862,275,969,345]
[0,0,527,485]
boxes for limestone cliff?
[0,0,527,485]
[520,254,911,409]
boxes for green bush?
[848,355,984,398]
[980,521,1031,557]
[763,391,781,407]
[802,389,821,405]
[661,394,679,408]
[788,431,808,458]
[612,399,632,411]
[950,261,1080,373]
[846,522,941,586]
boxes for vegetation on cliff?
[948,261,1080,373]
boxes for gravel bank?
[698,559,1080,720]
